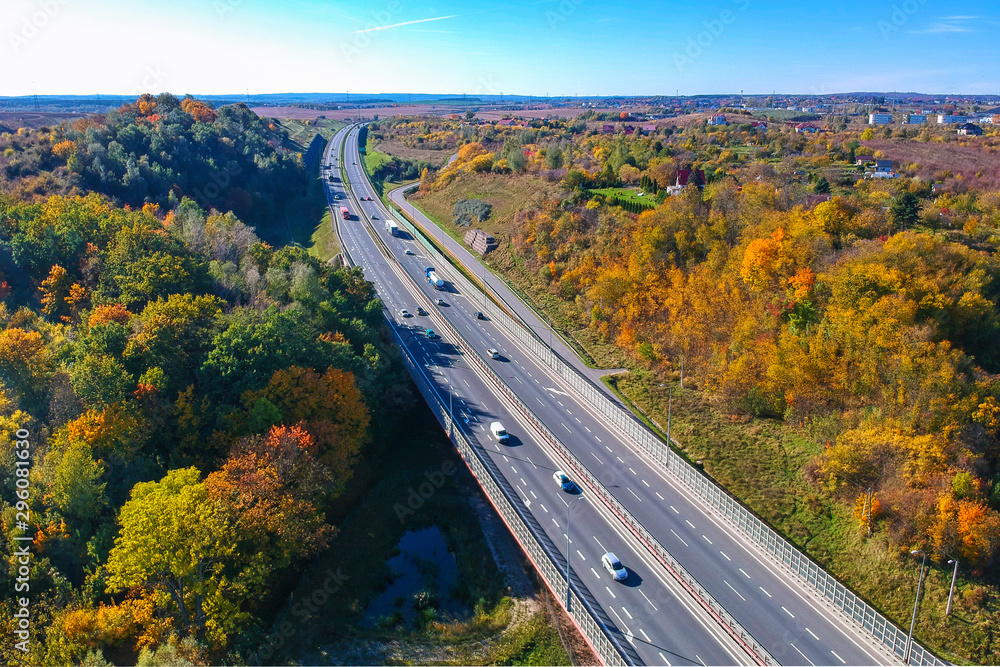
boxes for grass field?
[588,186,657,205]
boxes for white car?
[487,348,499,359]
[400,309,411,318]
[601,552,627,581]
[490,421,509,444]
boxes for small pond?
[361,524,467,629]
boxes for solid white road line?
[670,529,689,547]
[790,644,815,666]
[591,452,604,464]
[724,580,746,601]
[639,589,658,611]
[628,488,641,501]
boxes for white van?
[490,421,509,444]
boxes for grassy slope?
[261,118,347,260]
[403,172,993,664]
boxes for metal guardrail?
[379,167,943,666]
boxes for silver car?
[601,552,627,581]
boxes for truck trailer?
[385,220,399,236]
[424,267,445,290]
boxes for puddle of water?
[361,524,466,628]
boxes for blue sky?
[3,0,999,96]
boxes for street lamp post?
[946,558,959,616]
[904,549,927,664]
[565,495,585,612]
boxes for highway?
[322,125,751,666]
[327,124,898,666]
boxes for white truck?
[385,220,399,236]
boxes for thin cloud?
[938,15,978,20]
[912,23,971,33]
[352,15,457,34]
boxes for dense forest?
[385,115,1000,577]
[0,93,306,228]
[0,99,412,663]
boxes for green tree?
[105,468,241,645]
[889,191,922,231]
[70,355,133,408]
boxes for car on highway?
[416,306,427,316]
[487,348,499,359]
[371,214,378,220]
[405,249,414,255]
[490,421,509,443]
[475,311,486,320]
[601,552,627,581]
[425,329,437,339]
[400,309,411,318]
[553,471,576,493]
[436,298,446,306]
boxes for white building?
[937,115,969,124]
[869,113,894,125]
[905,114,928,124]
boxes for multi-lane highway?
[324,124,899,666]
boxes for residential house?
[601,124,615,134]
[665,169,706,195]
[793,123,821,133]
[855,155,874,166]
[641,124,656,133]
[957,123,983,136]
[497,119,515,127]
[707,114,727,126]
[749,120,768,130]
[624,124,635,135]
